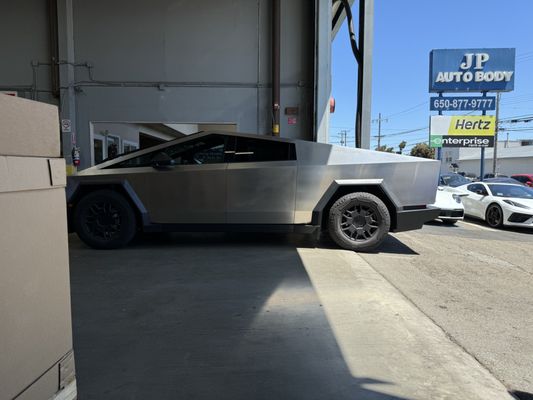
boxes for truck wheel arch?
[312,180,398,231]
[67,180,150,229]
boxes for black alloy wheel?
[486,204,504,228]
[84,201,121,240]
[328,192,390,252]
[74,189,137,249]
[341,203,380,241]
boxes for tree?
[398,141,407,154]
[410,143,435,159]
[375,144,394,153]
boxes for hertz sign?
[430,115,495,148]
[429,48,515,92]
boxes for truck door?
[226,136,297,224]
[108,134,229,224]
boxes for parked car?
[439,172,472,188]
[483,177,522,185]
[511,174,533,187]
[463,172,478,181]
[67,131,440,251]
[431,187,466,225]
[483,173,508,179]
[456,182,533,228]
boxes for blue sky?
[330,0,533,152]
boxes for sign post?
[480,92,488,180]
[428,48,515,179]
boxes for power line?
[517,56,533,64]
[383,101,428,119]
[499,114,533,122]
[373,126,428,138]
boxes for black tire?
[328,192,390,252]
[73,189,137,249]
[485,204,504,228]
[441,219,457,226]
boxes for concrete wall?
[439,142,528,174]
[439,148,460,173]
[0,0,318,169]
[458,157,533,177]
[0,0,56,105]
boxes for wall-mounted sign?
[285,107,299,115]
[61,119,72,133]
[429,48,515,92]
[430,96,496,111]
[430,115,495,148]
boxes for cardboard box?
[0,97,75,399]
[0,95,61,158]
[0,156,74,400]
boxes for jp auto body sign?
[430,115,495,148]
[429,48,515,92]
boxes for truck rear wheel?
[328,192,390,252]
[74,189,136,249]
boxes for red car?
[511,174,533,187]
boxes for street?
[362,219,533,398]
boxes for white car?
[431,187,466,225]
[455,182,533,228]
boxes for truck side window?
[232,137,296,163]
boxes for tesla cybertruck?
[67,131,440,251]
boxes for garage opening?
[90,122,237,165]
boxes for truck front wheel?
[73,189,137,249]
[328,192,390,252]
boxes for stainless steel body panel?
[293,140,439,223]
[88,164,227,224]
[70,131,440,229]
[226,161,296,223]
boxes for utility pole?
[339,129,349,146]
[372,113,387,149]
[492,92,501,175]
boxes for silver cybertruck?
[67,131,440,251]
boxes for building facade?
[1,0,354,169]
[457,143,533,176]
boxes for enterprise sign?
[430,115,495,148]
[429,48,515,92]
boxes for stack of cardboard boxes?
[0,95,76,400]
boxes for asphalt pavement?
[360,218,533,398]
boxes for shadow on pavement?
[370,234,419,255]
[424,220,461,228]
[512,391,533,400]
[463,216,533,235]
[69,233,411,400]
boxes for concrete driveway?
[69,231,515,400]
